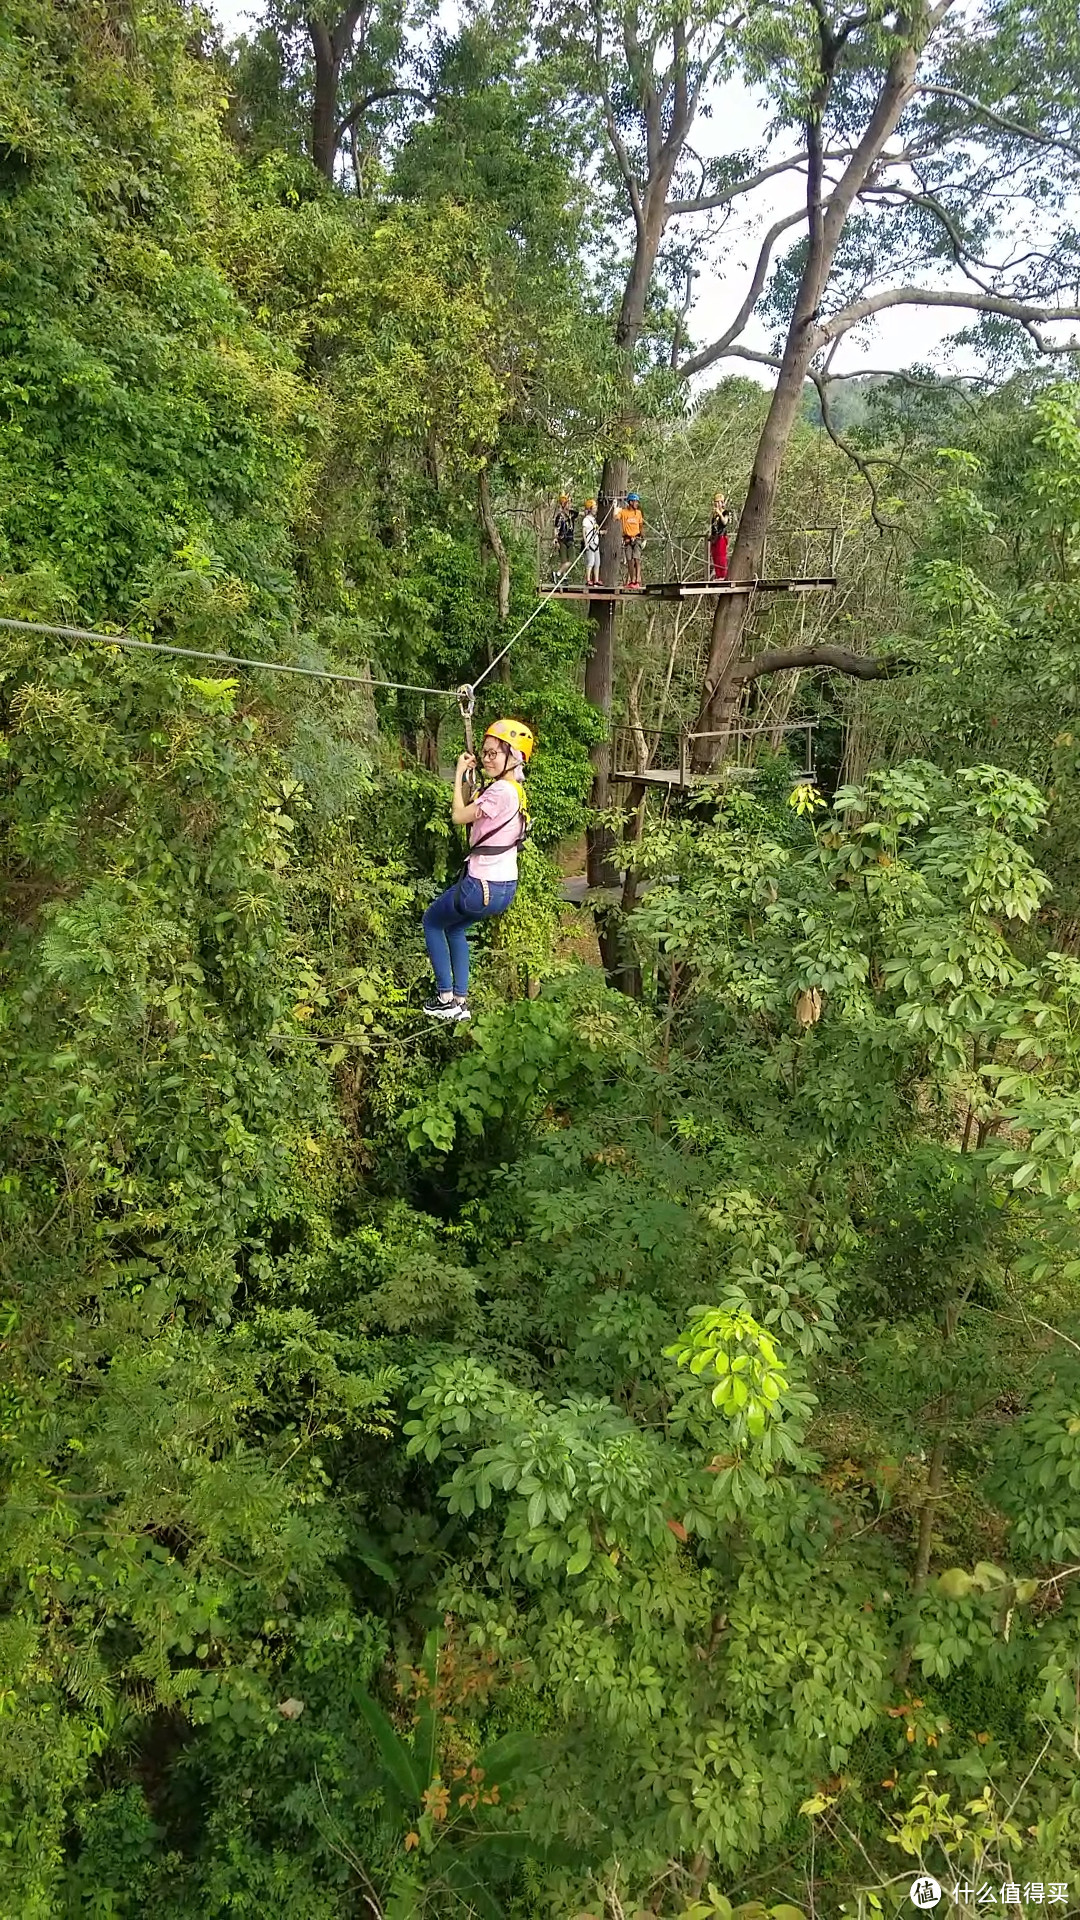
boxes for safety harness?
[455,771,530,910]
[452,687,530,907]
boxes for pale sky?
[206,0,1056,386]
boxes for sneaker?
[422,995,460,1020]
[453,999,471,1022]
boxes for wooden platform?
[643,576,837,602]
[611,765,813,789]
[538,585,642,601]
[540,577,837,603]
[611,767,756,788]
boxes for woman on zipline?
[422,718,534,1022]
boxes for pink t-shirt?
[467,778,522,882]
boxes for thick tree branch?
[705,342,783,372]
[732,642,910,683]
[832,8,873,48]
[666,148,852,216]
[918,83,1080,162]
[335,85,430,142]
[686,36,731,125]
[819,284,1080,344]
[676,210,806,379]
[330,1,366,64]
[477,467,510,626]
[670,265,695,370]
[625,8,662,172]
[309,16,332,67]
[597,22,644,235]
[670,16,688,152]
[820,15,938,254]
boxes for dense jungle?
[4,2,1080,1915]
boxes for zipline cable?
[0,500,617,716]
[472,500,616,689]
[0,618,450,699]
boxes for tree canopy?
[3,2,1080,1916]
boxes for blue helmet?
[627,492,640,503]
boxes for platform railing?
[613,719,816,785]
[535,520,839,592]
[644,526,838,585]
[612,724,683,778]
[685,720,816,780]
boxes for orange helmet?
[484,718,535,762]
[584,497,597,511]
[558,493,570,505]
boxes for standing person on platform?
[582,497,602,588]
[615,492,645,589]
[553,495,578,576]
[709,493,731,581]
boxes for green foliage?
[6,5,1080,1917]
[0,0,308,621]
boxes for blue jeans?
[422,875,518,996]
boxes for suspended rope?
[0,530,589,713]
[0,618,449,699]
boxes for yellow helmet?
[584,497,597,510]
[484,718,535,762]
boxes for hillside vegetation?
[3,4,1080,1916]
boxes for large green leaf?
[414,1626,441,1790]
[351,1681,423,1807]
[472,1731,543,1786]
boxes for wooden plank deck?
[642,576,836,601]
[538,578,837,603]
[537,585,642,601]
[611,766,813,788]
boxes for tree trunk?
[691,28,925,766]
[693,323,825,766]
[585,451,628,891]
[406,703,439,772]
[310,21,341,180]
[308,7,366,182]
[477,467,510,624]
[896,1410,950,1688]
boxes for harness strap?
[452,872,491,912]
[465,812,527,858]
[456,783,527,886]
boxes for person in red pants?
[709,493,730,581]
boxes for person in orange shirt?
[614,492,645,588]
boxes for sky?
[206,0,1023,386]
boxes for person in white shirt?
[582,497,601,587]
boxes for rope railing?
[613,717,816,785]
[640,527,838,585]
[535,521,839,590]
